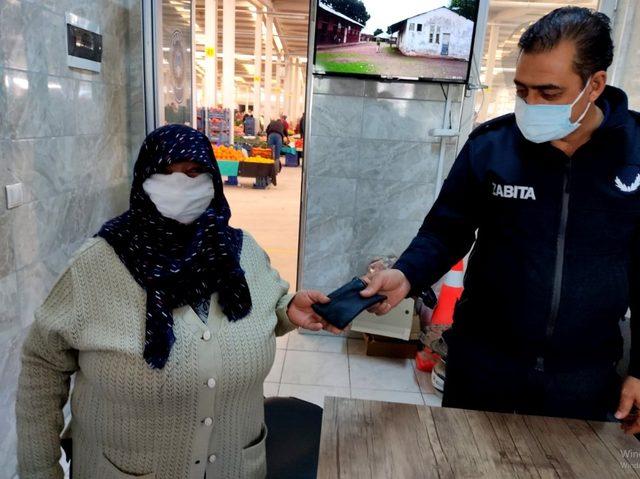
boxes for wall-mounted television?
[312,0,480,84]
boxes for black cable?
[439,83,453,128]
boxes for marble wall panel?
[355,179,433,223]
[0,67,7,135]
[104,82,129,134]
[313,76,366,97]
[364,81,464,101]
[311,94,364,138]
[11,190,71,270]
[76,80,107,135]
[0,274,19,330]
[304,135,366,179]
[0,326,26,475]
[101,32,128,86]
[2,69,48,139]
[362,97,447,143]
[0,0,48,74]
[350,218,426,275]
[17,256,64,327]
[39,7,69,77]
[44,75,78,137]
[305,176,358,219]
[613,0,640,110]
[0,211,16,280]
[301,77,464,292]
[304,216,357,260]
[0,0,144,472]
[302,250,357,293]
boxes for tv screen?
[312,0,480,83]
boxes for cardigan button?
[208,454,217,463]
[203,417,213,426]
[202,330,211,341]
[207,378,216,388]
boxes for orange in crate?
[251,147,273,159]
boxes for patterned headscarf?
[98,124,252,369]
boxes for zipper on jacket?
[536,158,571,372]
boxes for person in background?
[15,124,340,479]
[299,111,306,140]
[266,118,288,168]
[243,110,256,136]
[361,7,640,429]
[280,115,290,135]
[376,37,381,53]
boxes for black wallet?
[311,277,387,329]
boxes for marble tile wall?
[0,0,144,475]
[300,76,463,293]
[613,0,640,110]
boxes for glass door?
[143,0,195,131]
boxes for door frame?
[141,0,196,134]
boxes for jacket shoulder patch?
[614,165,640,194]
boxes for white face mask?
[142,172,215,224]
[515,78,592,143]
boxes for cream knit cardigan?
[16,232,296,479]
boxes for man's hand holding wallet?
[309,270,412,331]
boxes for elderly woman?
[16,125,337,479]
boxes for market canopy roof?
[193,0,310,86]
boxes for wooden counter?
[318,397,640,478]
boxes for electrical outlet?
[5,183,24,209]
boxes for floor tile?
[265,349,286,383]
[349,355,420,392]
[414,361,437,394]
[263,382,280,397]
[423,393,443,407]
[281,350,350,387]
[276,332,290,350]
[278,383,350,408]
[351,388,424,405]
[347,338,366,355]
[287,329,347,353]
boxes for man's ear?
[589,71,607,102]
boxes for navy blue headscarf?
[98,124,252,369]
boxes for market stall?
[213,144,277,189]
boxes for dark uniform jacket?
[395,86,640,375]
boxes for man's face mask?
[142,172,215,224]
[515,78,592,143]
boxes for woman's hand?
[287,291,343,335]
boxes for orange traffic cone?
[415,260,464,373]
[431,259,464,326]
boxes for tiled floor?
[265,329,443,409]
[225,165,302,289]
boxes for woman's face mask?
[515,78,592,143]
[142,172,215,224]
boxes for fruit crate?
[251,147,274,160]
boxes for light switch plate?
[5,183,24,209]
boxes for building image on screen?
[313,0,479,83]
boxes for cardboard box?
[364,333,421,359]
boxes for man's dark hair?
[518,6,614,84]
